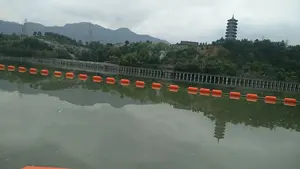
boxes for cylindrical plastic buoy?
[152,82,162,90]
[229,92,241,99]
[199,88,210,96]
[65,72,74,79]
[120,79,130,86]
[0,64,5,70]
[78,74,88,81]
[136,81,145,88]
[284,98,297,106]
[265,96,277,104]
[106,77,115,84]
[29,68,38,75]
[18,66,26,73]
[168,84,179,92]
[212,89,222,97]
[54,71,62,78]
[92,76,102,82]
[187,87,198,94]
[40,69,49,76]
[246,93,258,102]
[7,65,15,71]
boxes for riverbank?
[1,33,300,82]
[1,56,300,93]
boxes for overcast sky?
[0,0,299,44]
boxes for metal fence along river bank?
[1,56,299,93]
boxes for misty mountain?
[0,20,168,44]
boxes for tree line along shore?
[0,32,300,82]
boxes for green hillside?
[0,33,300,82]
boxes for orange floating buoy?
[78,74,88,81]
[7,65,15,71]
[136,80,145,88]
[18,66,26,73]
[106,77,115,84]
[0,64,5,70]
[40,69,49,76]
[92,76,102,82]
[229,92,241,100]
[54,71,62,78]
[187,87,198,94]
[168,84,179,92]
[22,166,70,169]
[199,88,210,96]
[29,68,38,75]
[212,89,222,97]
[152,82,162,90]
[65,72,74,79]
[120,79,130,86]
[265,96,277,104]
[284,98,297,106]
[246,93,258,102]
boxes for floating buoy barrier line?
[106,77,115,84]
[29,68,38,74]
[0,64,298,107]
[18,66,26,73]
[120,78,130,86]
[54,71,62,77]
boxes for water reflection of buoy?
[168,84,179,92]
[284,98,297,106]
[0,64,5,70]
[136,81,145,88]
[40,69,49,76]
[120,79,130,86]
[229,92,241,100]
[199,88,210,96]
[265,96,277,104]
[7,65,15,71]
[18,66,26,73]
[92,76,102,82]
[152,82,162,90]
[106,77,115,84]
[29,68,38,75]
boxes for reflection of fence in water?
[1,56,300,92]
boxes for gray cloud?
[0,0,299,44]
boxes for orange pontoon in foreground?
[22,166,70,169]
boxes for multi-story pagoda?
[225,15,238,40]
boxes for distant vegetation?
[0,32,300,82]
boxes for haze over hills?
[0,20,168,44]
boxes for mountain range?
[0,20,168,44]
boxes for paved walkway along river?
[0,69,300,169]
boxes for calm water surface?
[0,70,300,169]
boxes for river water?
[0,70,299,169]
